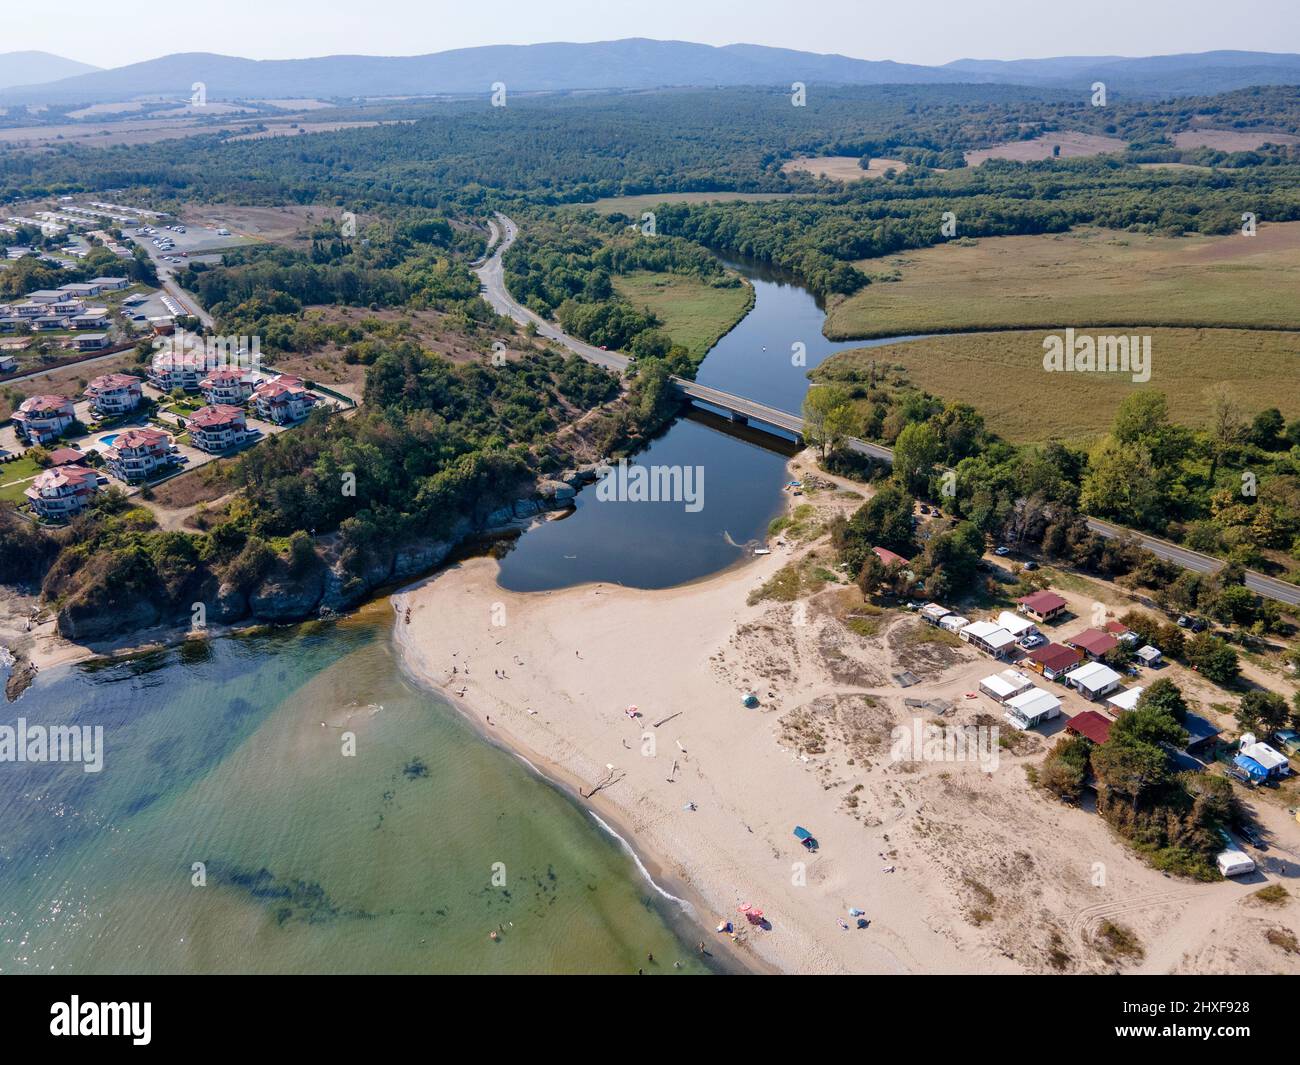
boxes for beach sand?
[393,455,1300,974]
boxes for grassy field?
[824,224,1300,340]
[816,327,1300,445]
[779,156,907,181]
[579,191,803,216]
[613,271,754,358]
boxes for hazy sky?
[11,0,1299,68]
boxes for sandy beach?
[393,455,1300,974]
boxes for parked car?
[1018,633,1046,650]
[994,546,1010,556]
[1237,824,1268,850]
[1024,561,1039,571]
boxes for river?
[495,255,910,591]
[0,255,871,974]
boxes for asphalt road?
[478,213,1300,610]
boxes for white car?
[994,546,1010,556]
[1018,633,1045,650]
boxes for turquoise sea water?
[0,609,713,974]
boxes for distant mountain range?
[1,40,1297,105]
[0,51,99,91]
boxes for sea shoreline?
[386,584,771,975]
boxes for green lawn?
[823,224,1300,340]
[613,271,753,358]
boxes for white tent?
[938,614,969,633]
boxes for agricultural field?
[612,270,754,357]
[816,327,1300,445]
[1172,129,1300,150]
[779,155,907,181]
[964,130,1128,165]
[824,224,1300,339]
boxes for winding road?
[476,213,1300,608]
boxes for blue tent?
[1233,754,1269,783]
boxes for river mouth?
[493,256,912,592]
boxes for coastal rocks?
[537,479,576,502]
[57,595,161,641]
[210,581,249,623]
[484,505,516,528]
[513,499,542,519]
[249,566,326,622]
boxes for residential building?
[46,446,86,466]
[13,394,75,444]
[104,427,174,482]
[1234,736,1290,783]
[84,373,143,415]
[938,613,969,634]
[979,669,1034,703]
[1105,687,1144,714]
[872,546,909,568]
[187,404,248,453]
[69,308,110,329]
[1064,660,1124,701]
[1004,687,1062,730]
[59,282,102,299]
[995,610,1037,640]
[1066,627,1120,660]
[1066,710,1112,745]
[959,620,1018,658]
[150,349,206,392]
[251,374,319,424]
[199,367,255,406]
[1135,645,1163,667]
[0,354,16,373]
[1024,642,1085,681]
[71,333,111,352]
[25,290,65,304]
[23,464,98,520]
[90,277,129,291]
[1015,590,1068,623]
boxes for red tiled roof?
[1104,620,1130,635]
[200,368,247,386]
[188,404,245,429]
[30,464,97,490]
[1066,710,1112,745]
[1027,642,1084,672]
[1016,590,1067,614]
[1067,628,1120,657]
[19,394,72,413]
[872,546,910,567]
[45,447,85,466]
[87,373,140,392]
[113,428,169,449]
